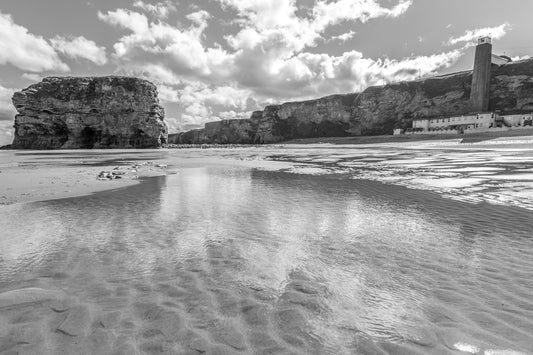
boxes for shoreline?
[2,136,533,207]
[282,129,533,145]
[0,150,294,206]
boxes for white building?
[402,112,533,135]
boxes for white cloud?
[329,31,356,42]
[221,0,411,54]
[181,101,213,125]
[164,117,184,132]
[511,55,529,61]
[97,1,465,132]
[0,84,16,145]
[0,12,69,72]
[186,10,211,30]
[218,110,254,120]
[179,83,252,109]
[176,82,254,125]
[158,84,179,102]
[97,9,150,33]
[447,23,511,45]
[311,0,412,29]
[259,48,462,97]
[133,0,177,19]
[51,35,107,65]
[21,73,42,82]
[0,120,14,146]
[98,9,227,79]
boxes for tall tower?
[470,36,492,112]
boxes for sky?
[0,0,532,145]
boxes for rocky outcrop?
[169,116,259,144]
[11,76,167,149]
[352,71,473,135]
[174,58,533,144]
[255,94,358,143]
[169,128,206,144]
[204,119,257,144]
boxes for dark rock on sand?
[11,76,168,149]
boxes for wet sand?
[2,136,533,206]
[1,139,533,354]
[0,149,293,206]
[1,167,532,354]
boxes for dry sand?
[0,148,294,206]
[0,150,175,205]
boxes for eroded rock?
[11,76,168,149]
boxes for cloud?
[181,101,212,125]
[311,0,412,29]
[0,12,69,72]
[329,31,356,42]
[157,84,179,102]
[21,73,42,82]
[218,110,254,120]
[221,0,412,53]
[177,82,255,125]
[0,84,16,146]
[133,0,177,19]
[51,35,107,65]
[97,1,464,131]
[179,83,252,109]
[186,10,211,30]
[97,9,150,33]
[0,120,14,146]
[511,55,529,61]
[165,116,202,133]
[98,9,227,79]
[447,23,511,45]
[255,48,462,97]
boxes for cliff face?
[12,76,168,149]
[255,94,358,143]
[352,71,473,135]
[351,59,533,134]
[175,58,533,144]
[489,59,533,112]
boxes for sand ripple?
[0,151,532,354]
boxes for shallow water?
[1,150,533,354]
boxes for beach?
[1,138,533,354]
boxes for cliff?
[254,94,358,143]
[11,76,168,149]
[174,58,533,144]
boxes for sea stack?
[11,76,168,149]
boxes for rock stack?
[11,76,168,149]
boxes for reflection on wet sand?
[1,163,533,354]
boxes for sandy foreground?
[1,137,533,355]
[0,150,174,206]
[0,148,293,206]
